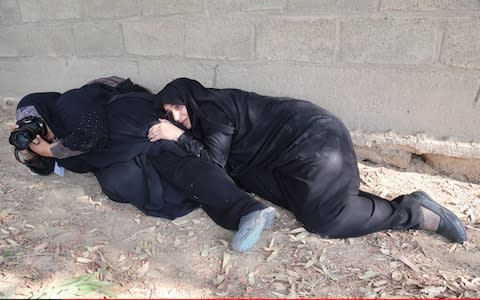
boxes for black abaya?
[15,82,266,225]
[154,78,424,238]
[16,84,197,219]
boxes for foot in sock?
[410,191,466,243]
[231,207,279,253]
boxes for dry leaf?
[172,238,181,248]
[359,270,377,280]
[213,275,225,285]
[267,249,279,262]
[87,228,97,233]
[391,271,403,281]
[200,247,209,257]
[380,248,390,255]
[34,242,49,252]
[295,231,309,240]
[75,257,93,264]
[393,255,420,273]
[286,269,300,279]
[5,238,18,246]
[448,244,457,253]
[216,239,229,248]
[465,208,476,223]
[289,227,306,234]
[266,237,275,250]
[421,286,446,296]
[273,282,287,291]
[138,261,149,277]
[171,218,190,226]
[318,249,327,263]
[289,281,297,297]
[271,291,286,297]
[321,264,338,281]
[373,280,388,287]
[461,277,480,290]
[248,272,255,286]
[222,252,231,271]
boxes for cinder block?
[205,0,242,14]
[0,58,70,97]
[206,0,285,14]
[137,59,216,92]
[441,18,480,70]
[0,58,139,98]
[0,0,21,24]
[286,0,378,13]
[18,0,81,22]
[83,0,141,19]
[74,23,124,56]
[185,17,254,60]
[256,17,335,63]
[123,19,184,56]
[216,63,480,141]
[0,24,74,57]
[381,0,480,11]
[63,58,139,87]
[241,0,286,11]
[341,18,435,64]
[142,0,204,15]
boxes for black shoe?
[409,191,467,243]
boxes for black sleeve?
[177,130,232,168]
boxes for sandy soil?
[1,105,479,298]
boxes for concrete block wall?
[1,0,480,151]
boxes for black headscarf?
[153,78,234,136]
[14,81,127,175]
[15,93,60,175]
[17,84,117,153]
[17,92,62,130]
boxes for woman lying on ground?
[148,77,467,252]
[10,78,276,250]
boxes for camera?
[9,116,47,150]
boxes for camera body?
[9,116,47,150]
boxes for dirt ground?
[1,105,480,298]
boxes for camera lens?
[9,131,34,150]
[9,116,46,150]
[15,131,34,149]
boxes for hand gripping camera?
[9,116,47,150]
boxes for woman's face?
[163,104,191,129]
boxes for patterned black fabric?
[13,79,197,220]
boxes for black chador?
[15,80,265,227]
[153,78,425,238]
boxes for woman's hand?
[29,135,54,157]
[148,119,184,142]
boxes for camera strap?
[13,148,37,165]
